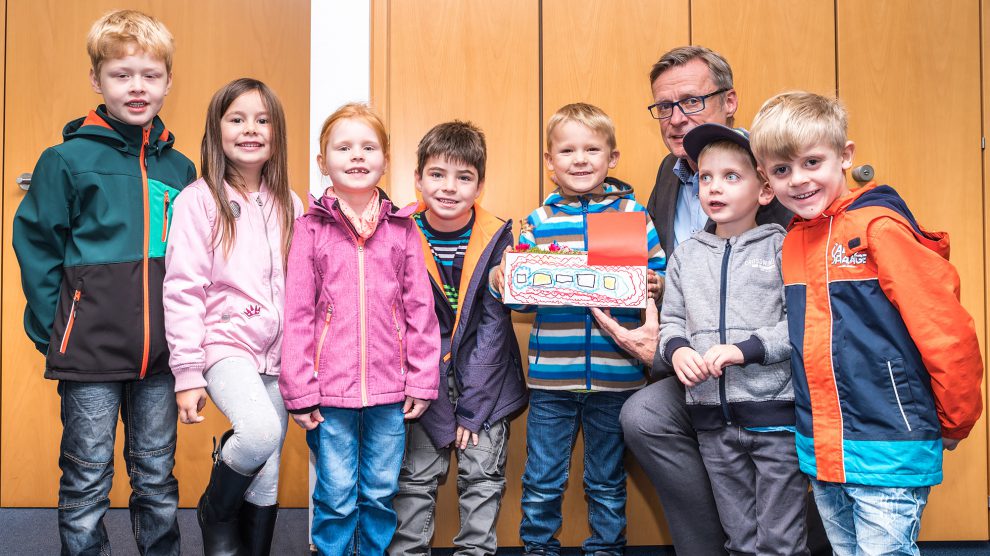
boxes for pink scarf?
[326,187,381,240]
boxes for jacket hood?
[306,187,417,220]
[63,105,174,156]
[543,176,636,215]
[691,222,787,250]
[820,182,949,260]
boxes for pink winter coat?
[279,192,440,411]
[163,178,304,392]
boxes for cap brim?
[683,123,752,163]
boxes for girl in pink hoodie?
[280,103,440,556]
[163,79,303,555]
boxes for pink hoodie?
[279,193,440,411]
[164,178,304,392]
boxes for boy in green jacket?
[13,10,195,555]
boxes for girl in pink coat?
[163,78,303,555]
[279,103,440,556]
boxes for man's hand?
[455,425,479,450]
[672,346,709,386]
[176,388,207,424]
[291,408,324,431]
[403,396,431,420]
[702,344,744,378]
[943,437,962,451]
[590,301,660,366]
[647,270,664,301]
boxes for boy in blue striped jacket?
[492,103,665,555]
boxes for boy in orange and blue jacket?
[750,91,983,556]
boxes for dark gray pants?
[620,377,830,556]
[389,420,509,556]
[698,427,809,556]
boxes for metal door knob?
[852,165,874,183]
[16,172,31,190]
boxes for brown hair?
[201,78,295,261]
[318,103,390,162]
[415,121,487,182]
[87,9,175,75]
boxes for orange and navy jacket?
[783,182,983,487]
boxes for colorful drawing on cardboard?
[502,252,648,308]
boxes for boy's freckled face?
[415,156,483,232]
[698,148,772,237]
[90,48,171,129]
[544,121,618,196]
[760,141,855,220]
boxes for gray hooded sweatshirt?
[658,224,794,431]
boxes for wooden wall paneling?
[378,0,540,546]
[838,0,987,540]
[540,0,689,546]
[0,0,6,504]
[691,0,836,127]
[1,0,311,507]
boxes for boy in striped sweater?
[493,103,665,555]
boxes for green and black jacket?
[13,106,196,382]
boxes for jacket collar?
[63,106,173,156]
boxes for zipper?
[718,239,733,426]
[391,305,405,375]
[581,197,592,390]
[886,360,912,431]
[161,190,170,243]
[314,305,334,378]
[139,127,152,378]
[256,194,280,373]
[358,241,368,405]
[59,287,83,354]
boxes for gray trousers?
[389,419,509,556]
[205,357,289,506]
[697,427,809,556]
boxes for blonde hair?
[750,91,848,162]
[87,10,174,75]
[318,103,390,160]
[545,103,617,152]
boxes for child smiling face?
[319,117,387,197]
[544,120,618,197]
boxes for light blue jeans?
[307,403,405,556]
[810,478,930,556]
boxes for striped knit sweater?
[519,178,666,391]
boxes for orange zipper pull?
[162,190,170,242]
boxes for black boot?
[198,430,258,556]
[239,502,278,556]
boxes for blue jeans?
[811,478,930,556]
[57,372,179,556]
[307,403,405,556]
[520,389,632,556]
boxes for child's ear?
[608,149,620,169]
[414,171,423,193]
[543,151,554,172]
[758,180,775,206]
[316,153,328,175]
[164,73,173,96]
[89,68,102,94]
[840,141,856,170]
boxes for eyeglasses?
[647,88,730,120]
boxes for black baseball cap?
[683,123,753,164]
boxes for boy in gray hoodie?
[657,124,808,555]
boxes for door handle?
[16,172,31,191]
[852,165,874,184]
